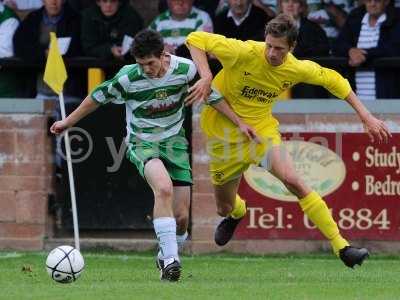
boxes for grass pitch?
[1,251,399,300]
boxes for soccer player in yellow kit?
[185,14,391,268]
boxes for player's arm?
[206,91,260,142]
[50,96,99,135]
[345,91,391,143]
[211,100,260,143]
[184,44,213,105]
[50,65,128,135]
[185,32,242,105]
[299,60,391,143]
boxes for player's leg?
[156,185,189,271]
[144,158,181,281]
[267,145,369,268]
[159,133,192,252]
[213,177,247,246]
[206,136,254,246]
[172,185,190,251]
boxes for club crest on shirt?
[280,80,293,91]
[171,29,181,38]
[155,89,168,100]
[214,171,225,183]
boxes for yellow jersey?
[186,32,352,143]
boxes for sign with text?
[236,133,400,240]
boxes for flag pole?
[44,32,80,250]
[59,92,80,251]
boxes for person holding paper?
[81,0,143,60]
[13,0,83,100]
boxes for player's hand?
[184,77,212,106]
[239,122,261,143]
[362,115,391,143]
[50,120,70,135]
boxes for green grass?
[1,251,400,300]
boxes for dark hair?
[131,29,164,59]
[265,14,298,48]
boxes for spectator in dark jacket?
[81,0,143,59]
[13,0,83,99]
[279,0,330,57]
[214,0,272,41]
[333,0,400,99]
[279,0,331,98]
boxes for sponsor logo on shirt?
[241,85,278,103]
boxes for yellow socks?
[299,191,349,256]
[230,194,246,219]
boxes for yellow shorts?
[207,133,281,185]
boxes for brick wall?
[0,113,54,250]
[190,109,221,252]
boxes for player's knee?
[216,203,233,217]
[175,213,189,232]
[154,182,173,201]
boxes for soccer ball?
[45,245,85,283]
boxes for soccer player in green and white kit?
[50,29,257,282]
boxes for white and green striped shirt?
[149,6,213,51]
[91,55,221,142]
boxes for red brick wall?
[0,114,54,250]
[190,110,221,252]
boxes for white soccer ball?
[45,245,85,283]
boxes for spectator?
[4,0,42,11]
[4,0,42,20]
[307,0,351,43]
[159,0,222,19]
[81,0,143,60]
[333,0,400,99]
[0,0,19,97]
[279,0,331,98]
[214,0,273,41]
[150,0,213,57]
[252,0,278,17]
[13,0,82,100]
[279,0,330,57]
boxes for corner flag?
[43,32,80,250]
[43,32,67,95]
